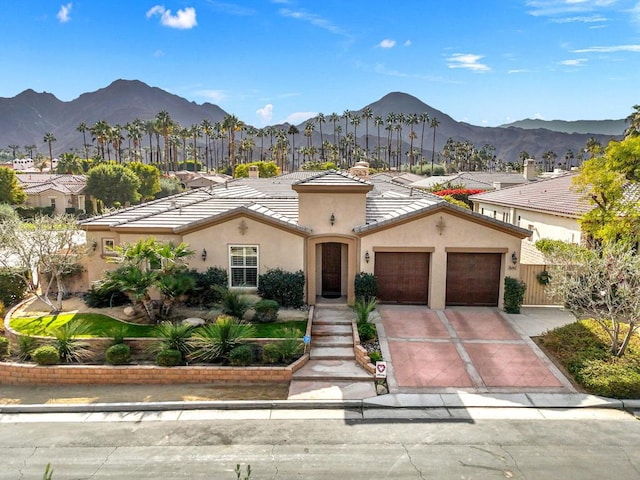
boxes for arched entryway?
[306,235,358,305]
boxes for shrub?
[369,351,382,363]
[156,349,183,367]
[503,277,526,314]
[185,267,228,307]
[257,269,305,308]
[51,322,92,363]
[353,297,377,324]
[151,321,193,358]
[105,343,131,365]
[219,288,252,319]
[0,267,28,308]
[576,359,640,399]
[275,328,303,363]
[32,345,60,365]
[190,315,256,363]
[358,322,377,342]
[16,336,36,361]
[229,344,255,366]
[261,343,281,364]
[252,299,280,323]
[83,283,130,308]
[0,336,9,358]
[354,272,377,302]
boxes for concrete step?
[310,347,355,360]
[287,379,377,400]
[312,336,353,347]
[312,324,352,336]
[291,359,372,381]
[313,317,353,326]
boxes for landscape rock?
[183,317,206,327]
[376,384,389,395]
[123,306,136,317]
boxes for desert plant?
[358,322,377,342]
[50,321,92,363]
[190,315,256,363]
[156,348,183,367]
[252,299,280,323]
[0,336,9,358]
[105,343,131,365]
[504,276,527,314]
[229,344,255,366]
[108,324,130,346]
[83,283,130,308]
[16,335,36,361]
[32,345,60,365]
[185,266,228,307]
[353,297,377,324]
[354,272,377,302]
[369,351,383,363]
[151,321,193,359]
[261,343,281,364]
[219,288,252,319]
[257,268,305,308]
[274,328,303,363]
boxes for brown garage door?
[446,253,502,306]
[375,252,429,304]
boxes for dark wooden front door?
[446,253,502,306]
[375,252,430,304]
[322,242,342,298]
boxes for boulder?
[123,306,136,317]
[182,317,206,327]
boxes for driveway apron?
[377,306,574,394]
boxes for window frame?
[102,238,116,256]
[229,245,259,288]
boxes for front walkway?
[376,306,576,394]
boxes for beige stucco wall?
[182,216,305,288]
[359,211,523,309]
[297,192,368,235]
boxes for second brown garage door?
[375,252,429,304]
[446,252,502,306]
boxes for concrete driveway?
[376,306,576,394]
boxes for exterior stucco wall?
[182,216,305,287]
[297,192,368,235]
[359,211,523,309]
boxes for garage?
[375,252,430,304]
[445,252,502,306]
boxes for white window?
[102,238,115,255]
[49,198,56,209]
[503,212,510,223]
[229,246,258,287]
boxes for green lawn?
[10,314,307,339]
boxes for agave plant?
[190,315,256,363]
[151,321,194,359]
[50,321,92,363]
[353,297,377,324]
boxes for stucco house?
[468,173,590,265]
[80,168,530,309]
[18,173,87,215]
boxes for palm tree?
[361,107,373,156]
[385,112,395,166]
[256,128,266,161]
[200,119,213,170]
[350,114,360,162]
[24,144,36,159]
[7,144,20,159]
[110,124,124,163]
[190,124,202,167]
[143,120,156,164]
[287,124,299,170]
[155,110,173,171]
[328,112,340,151]
[43,132,56,166]
[222,114,243,175]
[55,152,84,174]
[91,120,110,160]
[585,137,602,159]
[419,112,430,163]
[430,116,440,175]
[76,122,89,160]
[374,116,384,166]
[316,113,326,160]
[407,113,419,168]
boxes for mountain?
[0,80,623,164]
[499,118,626,135]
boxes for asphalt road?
[1,407,639,479]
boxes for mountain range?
[0,79,623,164]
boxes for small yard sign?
[375,361,387,378]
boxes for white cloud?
[279,8,350,38]
[57,3,72,23]
[526,0,617,17]
[446,53,491,72]
[560,58,588,66]
[404,40,412,47]
[508,69,533,74]
[573,44,640,52]
[378,39,396,48]
[283,112,317,125]
[533,112,546,120]
[197,89,226,102]
[256,104,274,123]
[153,49,165,57]
[146,5,197,29]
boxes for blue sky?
[2,0,639,127]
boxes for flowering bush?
[432,188,486,208]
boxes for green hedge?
[258,269,305,308]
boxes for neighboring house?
[469,173,590,265]
[175,171,233,189]
[80,167,530,309]
[13,158,58,172]
[18,173,87,215]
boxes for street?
[1,407,639,479]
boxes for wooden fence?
[520,264,561,306]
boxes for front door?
[322,242,342,298]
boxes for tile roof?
[293,169,371,187]
[18,173,86,195]
[469,173,592,217]
[410,171,531,190]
